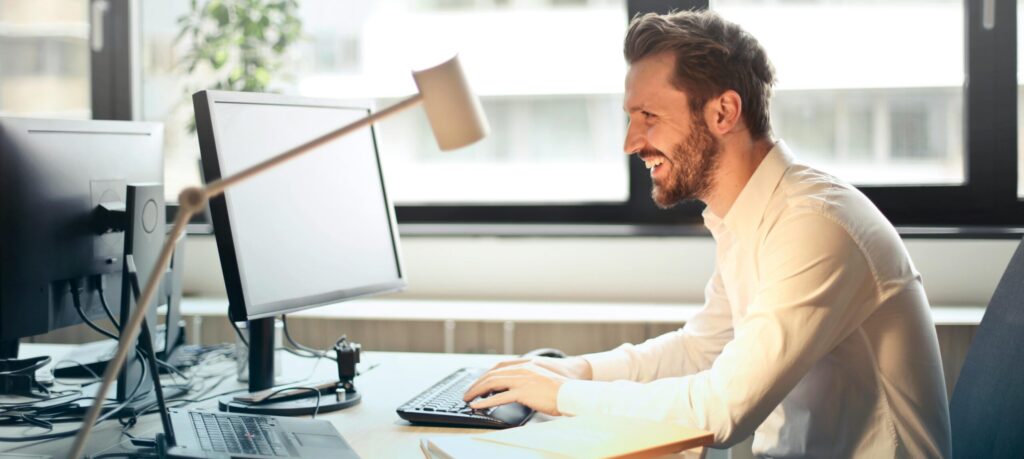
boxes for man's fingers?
[464,374,523,402]
[464,367,529,401]
[469,390,517,410]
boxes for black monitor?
[0,117,164,358]
[193,90,406,413]
[0,117,174,408]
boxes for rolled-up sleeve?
[557,212,879,446]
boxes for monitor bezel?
[193,90,407,322]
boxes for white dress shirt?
[556,141,952,458]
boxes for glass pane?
[0,0,91,118]
[142,0,629,205]
[714,0,964,186]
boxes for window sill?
[183,222,1024,239]
[181,297,984,326]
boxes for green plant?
[177,0,303,112]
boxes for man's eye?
[643,111,656,119]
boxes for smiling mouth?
[642,157,665,169]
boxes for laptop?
[165,408,358,459]
[131,327,359,458]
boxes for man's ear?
[706,90,743,135]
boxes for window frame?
[106,0,1022,231]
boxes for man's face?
[623,53,721,209]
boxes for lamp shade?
[412,55,490,151]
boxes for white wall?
[182,235,1017,307]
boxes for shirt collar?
[703,140,794,241]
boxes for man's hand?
[462,357,593,416]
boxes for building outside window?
[0,0,91,119]
[715,0,964,187]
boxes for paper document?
[420,437,561,458]
[421,415,712,459]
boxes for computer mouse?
[520,347,567,359]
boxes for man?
[464,10,952,458]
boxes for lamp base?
[217,389,360,416]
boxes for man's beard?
[650,118,721,209]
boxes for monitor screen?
[195,91,405,321]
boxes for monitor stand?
[216,317,360,416]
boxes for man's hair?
[624,10,776,139]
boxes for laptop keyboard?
[396,368,534,428]
[190,411,289,456]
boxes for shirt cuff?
[582,345,633,381]
[557,379,611,417]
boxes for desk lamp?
[69,55,489,459]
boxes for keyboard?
[189,411,290,456]
[396,368,534,428]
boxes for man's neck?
[703,137,775,218]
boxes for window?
[141,0,630,208]
[30,0,1019,229]
[0,0,90,118]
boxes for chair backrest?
[949,237,1024,457]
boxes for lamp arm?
[204,93,424,198]
[68,92,425,459]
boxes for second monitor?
[193,90,406,414]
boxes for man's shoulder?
[762,162,917,290]
[770,163,882,231]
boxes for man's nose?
[624,123,645,155]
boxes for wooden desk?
[2,344,708,458]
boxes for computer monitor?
[193,91,406,411]
[0,117,172,406]
[0,117,165,355]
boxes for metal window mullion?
[965,0,1017,215]
[89,0,135,121]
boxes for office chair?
[948,237,1024,457]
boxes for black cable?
[155,358,189,383]
[230,320,249,348]
[281,346,337,362]
[281,315,339,361]
[0,355,50,376]
[71,283,119,341]
[0,389,82,409]
[115,345,236,428]
[53,358,102,385]
[97,279,120,329]
[0,360,147,442]
[7,349,150,428]
[91,452,159,459]
[19,413,53,431]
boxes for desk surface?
[0,344,548,458]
